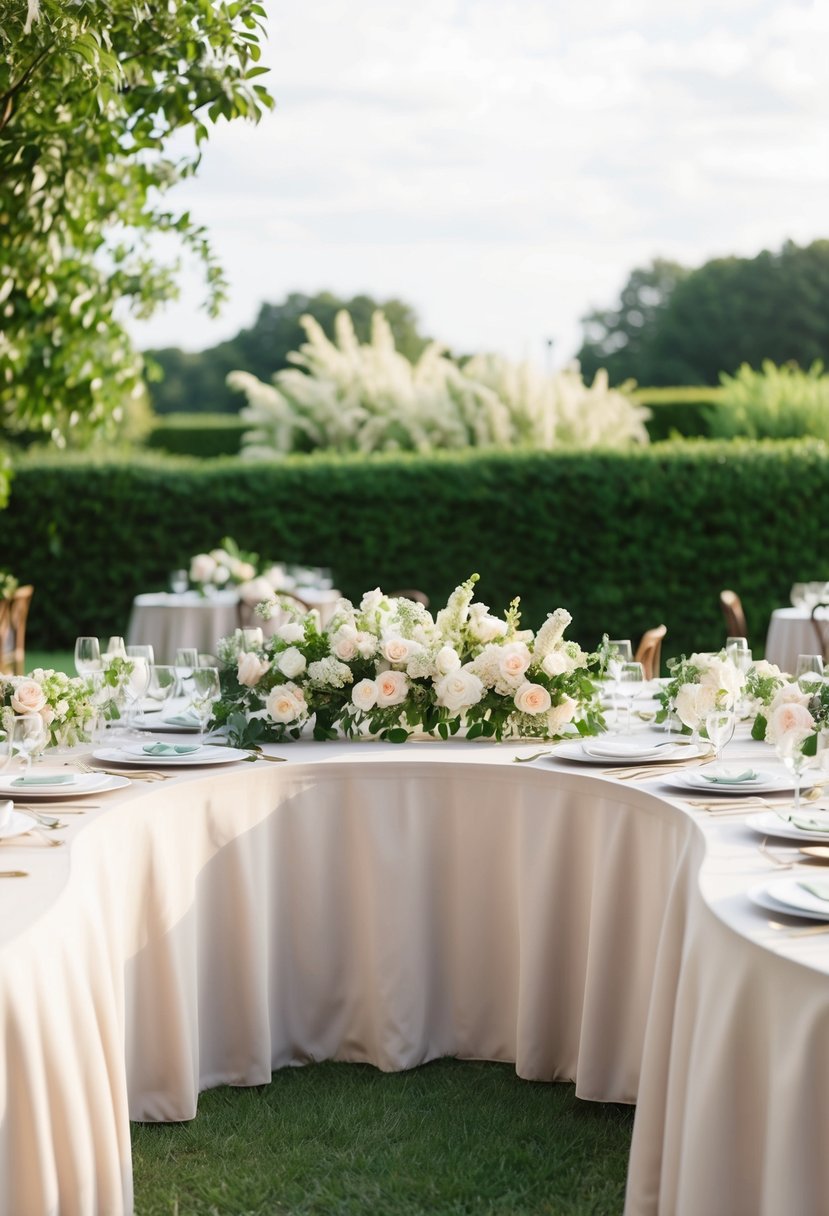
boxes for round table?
[2,737,829,1215]
[764,606,829,673]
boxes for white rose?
[435,669,484,713]
[514,682,552,715]
[277,647,307,679]
[547,696,578,732]
[434,646,461,677]
[237,652,271,687]
[265,682,306,724]
[751,659,783,681]
[699,657,745,706]
[355,631,378,658]
[375,670,409,707]
[331,626,359,661]
[213,565,230,586]
[498,642,532,684]
[541,651,569,678]
[769,681,811,711]
[275,622,305,644]
[468,603,509,643]
[233,560,257,582]
[189,553,216,583]
[382,636,413,665]
[766,701,815,750]
[352,679,379,712]
[10,679,47,715]
[674,683,717,731]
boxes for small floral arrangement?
[212,574,604,746]
[751,675,829,755]
[0,669,96,751]
[656,651,747,732]
[0,571,19,601]
[189,537,259,595]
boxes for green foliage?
[5,441,829,660]
[0,0,273,444]
[708,361,829,440]
[146,291,433,415]
[578,240,829,387]
[634,387,722,441]
[145,414,247,458]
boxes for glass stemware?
[189,667,221,741]
[240,627,264,650]
[7,714,47,773]
[118,658,151,737]
[617,661,645,734]
[174,647,200,699]
[127,644,155,666]
[104,636,127,658]
[795,654,824,692]
[146,665,177,714]
[74,636,102,676]
[704,707,736,765]
[606,640,633,732]
[775,735,814,813]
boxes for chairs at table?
[634,624,666,680]
[719,589,747,642]
[0,584,34,676]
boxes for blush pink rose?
[237,652,271,687]
[514,682,552,715]
[10,679,47,715]
[375,670,409,707]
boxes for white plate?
[668,767,818,795]
[555,740,708,765]
[748,878,829,922]
[746,810,829,843]
[93,745,249,768]
[0,808,39,840]
[0,772,128,799]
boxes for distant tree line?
[146,292,432,414]
[577,238,829,386]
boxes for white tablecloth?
[2,737,829,1214]
[764,606,829,673]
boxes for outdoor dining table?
[1,729,829,1215]
[764,606,829,673]
[126,587,342,663]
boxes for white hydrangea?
[306,657,354,689]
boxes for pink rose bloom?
[514,682,552,715]
[498,642,532,684]
[265,683,306,725]
[766,701,814,750]
[11,679,47,715]
[376,670,409,707]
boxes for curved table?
[1,738,829,1215]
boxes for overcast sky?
[129,0,829,367]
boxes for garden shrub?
[708,361,829,440]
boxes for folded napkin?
[798,880,829,902]
[142,743,201,756]
[10,773,76,786]
[162,711,200,727]
[785,813,829,834]
[700,769,757,785]
[0,801,11,828]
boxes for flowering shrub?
[212,574,604,745]
[229,310,650,457]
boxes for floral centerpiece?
[751,672,829,754]
[656,651,748,732]
[188,537,259,595]
[212,574,603,745]
[0,669,96,751]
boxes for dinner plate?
[748,878,829,922]
[556,740,709,766]
[668,767,818,795]
[746,810,829,843]
[0,772,129,799]
[93,745,249,767]
[0,808,39,840]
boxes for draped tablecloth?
[1,738,829,1215]
[764,605,829,672]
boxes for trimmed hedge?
[144,413,247,458]
[4,441,828,659]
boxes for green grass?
[131,1060,634,1216]
[25,650,74,675]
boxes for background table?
[764,606,829,672]
[3,738,829,1215]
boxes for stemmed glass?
[74,636,102,676]
[795,654,824,692]
[174,647,200,701]
[104,636,127,658]
[617,661,645,734]
[775,734,814,814]
[725,637,749,659]
[606,640,633,732]
[189,667,221,741]
[146,665,177,714]
[118,658,151,737]
[6,715,47,774]
[704,707,736,766]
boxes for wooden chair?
[388,589,430,608]
[720,590,747,642]
[0,584,34,676]
[634,624,666,681]
[810,603,829,662]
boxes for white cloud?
[130,0,829,368]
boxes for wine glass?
[606,640,633,731]
[8,714,47,774]
[74,636,102,676]
[127,644,155,665]
[146,665,177,712]
[617,661,645,734]
[82,670,109,744]
[240,627,264,650]
[120,657,151,736]
[775,734,814,814]
[189,667,221,741]
[704,707,736,766]
[795,654,824,692]
[174,647,200,698]
[169,569,189,594]
[104,636,127,658]
[725,637,748,658]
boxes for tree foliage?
[0,0,274,447]
[146,291,433,414]
[577,240,829,387]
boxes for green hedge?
[4,441,828,660]
[144,413,247,458]
[635,387,722,441]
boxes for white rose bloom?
[189,553,216,584]
[352,679,379,712]
[265,682,306,724]
[751,659,783,681]
[699,657,745,706]
[435,646,461,676]
[331,626,359,661]
[769,681,811,711]
[275,622,305,644]
[383,636,415,665]
[435,669,484,713]
[277,647,307,679]
[674,683,717,731]
[10,679,47,715]
[213,565,230,586]
[547,695,578,732]
[468,603,509,644]
[541,651,569,678]
[375,670,409,706]
[498,642,532,685]
[514,682,552,715]
[237,651,271,687]
[766,701,815,750]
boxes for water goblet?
[775,734,814,814]
[704,707,736,766]
[146,665,177,713]
[795,654,824,693]
[127,644,155,665]
[189,667,221,741]
[606,640,633,731]
[617,662,645,734]
[174,647,200,698]
[119,657,151,736]
[74,636,102,676]
[8,714,47,774]
[725,637,749,658]
[104,636,127,658]
[169,569,189,594]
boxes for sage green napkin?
[11,774,76,786]
[700,769,757,785]
[786,813,829,834]
[142,743,201,756]
[162,711,200,727]
[798,880,829,902]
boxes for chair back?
[634,624,667,681]
[719,590,747,641]
[810,603,829,662]
[0,585,34,676]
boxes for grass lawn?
[131,1060,634,1216]
[25,650,75,675]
